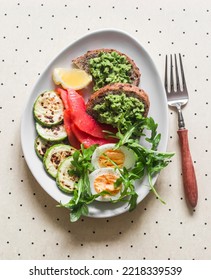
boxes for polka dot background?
[0,0,211,260]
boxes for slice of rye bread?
[72,48,141,86]
[86,83,150,119]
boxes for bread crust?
[72,49,141,86]
[86,83,150,118]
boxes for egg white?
[89,168,122,201]
[91,143,136,170]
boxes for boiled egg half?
[91,143,136,169]
[89,168,122,201]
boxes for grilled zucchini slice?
[36,122,67,142]
[56,156,79,193]
[34,136,52,159]
[33,90,64,127]
[43,144,76,178]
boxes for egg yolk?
[94,174,121,196]
[98,149,125,168]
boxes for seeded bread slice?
[86,83,150,119]
[72,48,141,86]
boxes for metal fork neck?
[176,104,185,129]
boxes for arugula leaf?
[143,117,161,150]
[60,144,97,221]
[108,114,175,205]
[61,190,112,222]
[69,203,88,222]
[128,192,138,211]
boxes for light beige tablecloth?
[1,0,210,260]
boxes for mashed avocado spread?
[93,93,145,135]
[89,52,132,91]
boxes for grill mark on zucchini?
[56,156,79,193]
[34,136,52,159]
[36,122,67,142]
[43,144,76,178]
[33,90,64,127]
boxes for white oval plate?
[21,29,168,219]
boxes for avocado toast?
[72,49,141,91]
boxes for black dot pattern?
[0,0,211,260]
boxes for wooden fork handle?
[177,129,198,208]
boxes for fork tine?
[164,55,168,92]
[179,53,187,91]
[174,54,180,91]
[170,54,174,92]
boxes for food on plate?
[72,49,141,91]
[34,136,53,159]
[63,109,81,149]
[63,88,106,138]
[89,168,122,201]
[91,143,136,169]
[36,122,67,142]
[86,83,150,135]
[43,144,76,178]
[33,90,64,127]
[57,87,117,148]
[53,68,92,90]
[31,45,174,223]
[56,156,79,193]
[70,123,117,148]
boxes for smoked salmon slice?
[63,109,81,149]
[57,87,117,148]
[71,124,116,148]
[66,88,106,139]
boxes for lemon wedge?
[52,68,92,90]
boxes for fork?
[164,54,198,208]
